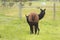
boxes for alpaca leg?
[38,27,40,35]
[37,23,40,35]
[34,23,40,34]
[30,25,33,34]
[35,23,38,34]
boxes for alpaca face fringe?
[28,13,39,22]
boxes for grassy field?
[0,2,60,40]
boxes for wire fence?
[0,1,60,20]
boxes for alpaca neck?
[38,12,45,20]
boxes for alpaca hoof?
[37,33,39,35]
[30,32,33,34]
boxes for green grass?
[0,2,60,40]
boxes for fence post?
[19,2,22,19]
[53,1,56,20]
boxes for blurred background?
[0,0,60,40]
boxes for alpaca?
[25,13,39,34]
[25,9,46,34]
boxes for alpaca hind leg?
[35,23,38,34]
[37,23,40,35]
[30,25,33,34]
[38,27,40,35]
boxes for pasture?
[0,1,60,40]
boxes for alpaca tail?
[32,15,35,21]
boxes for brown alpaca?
[27,12,39,34]
[25,9,46,34]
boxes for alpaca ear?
[25,15,28,18]
[25,15,27,17]
[40,9,42,11]
[44,9,46,11]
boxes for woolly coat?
[28,13,39,22]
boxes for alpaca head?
[38,9,46,20]
[40,9,46,13]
